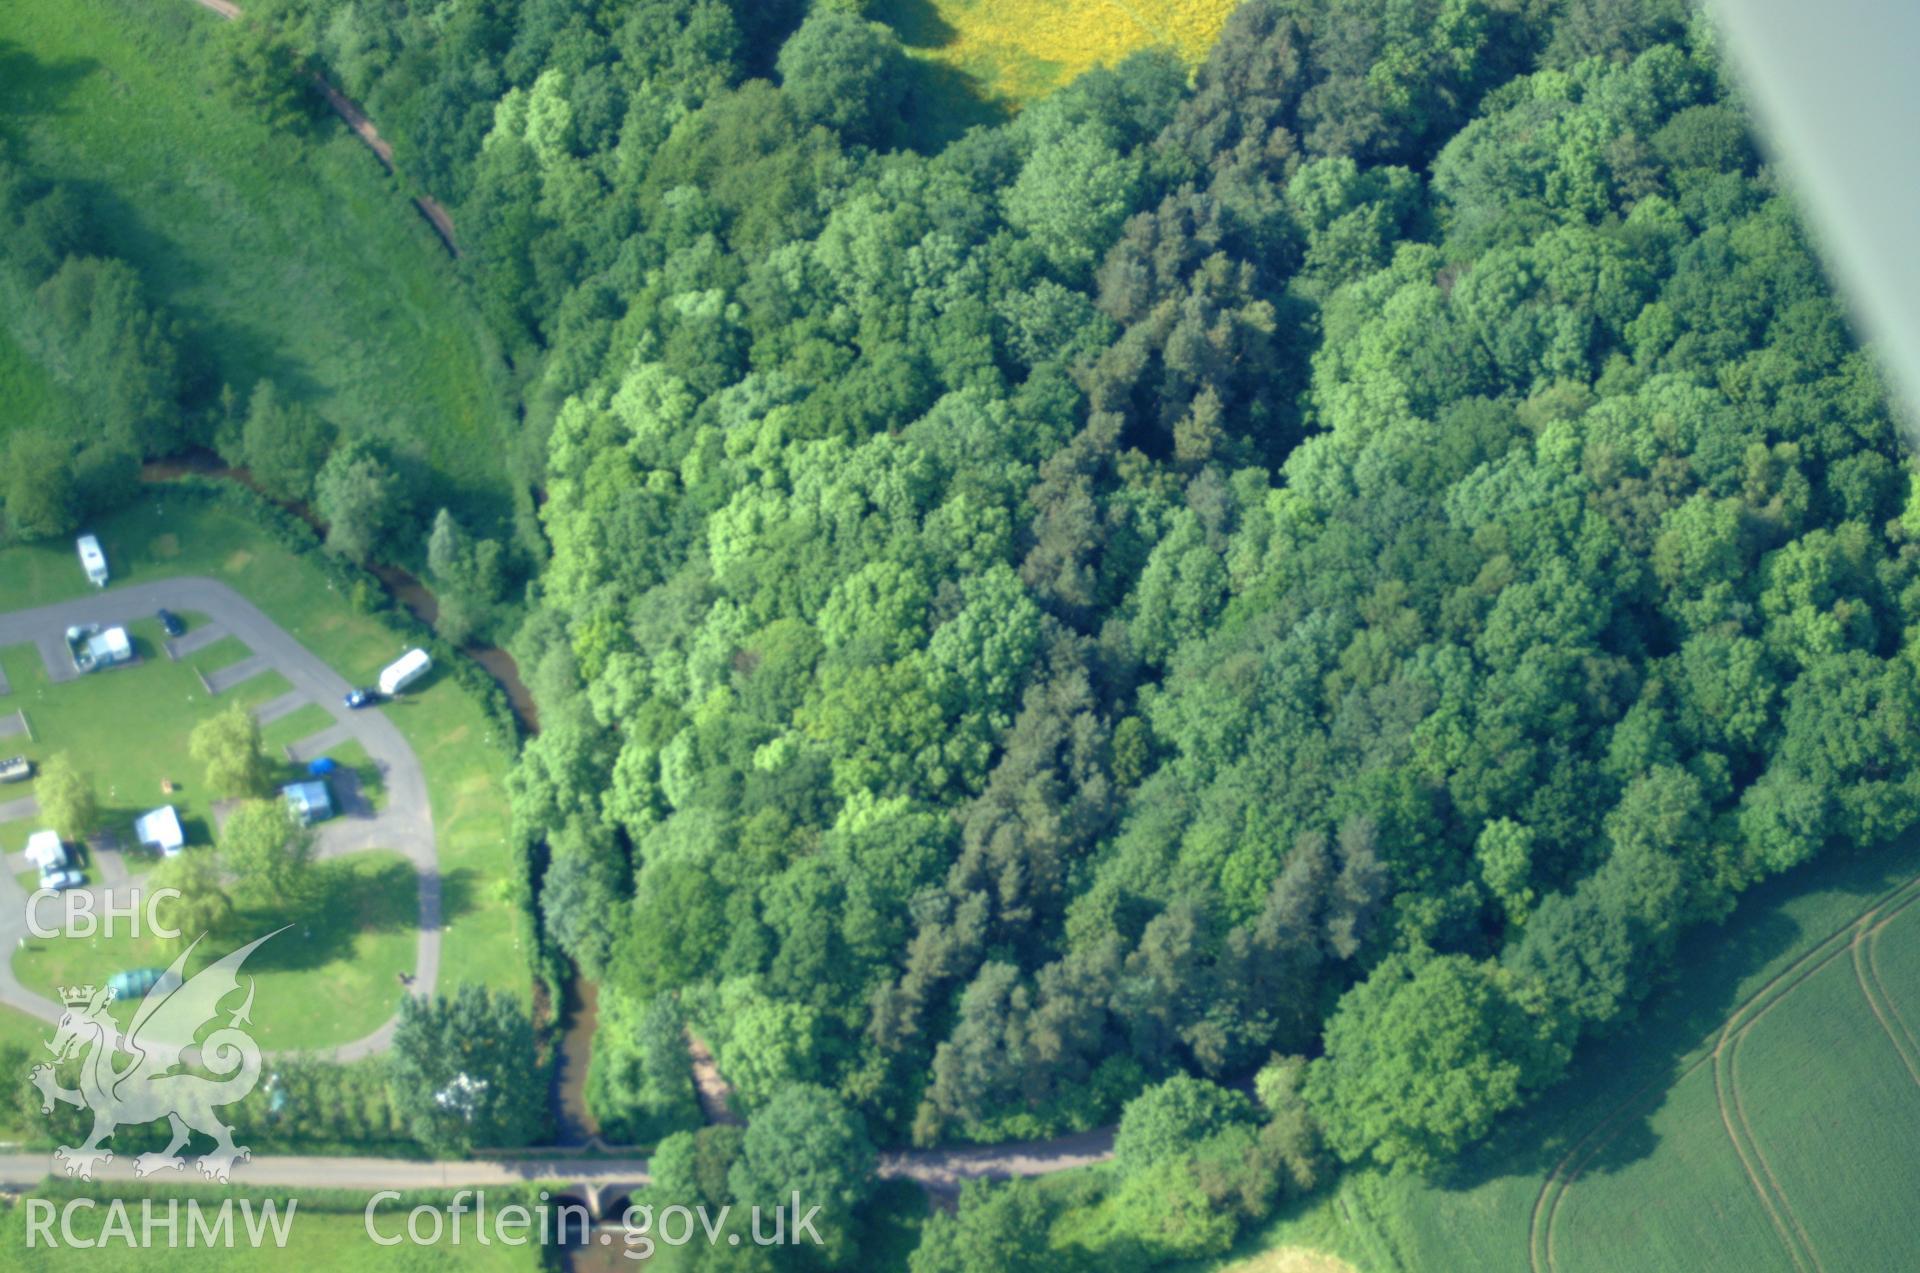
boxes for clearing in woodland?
[882,0,1240,107]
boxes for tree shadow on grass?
[0,40,98,120]
[875,0,1011,151]
[900,54,1012,152]
[233,853,417,975]
[437,864,481,931]
[324,763,382,818]
[1433,837,1920,1197]
[886,0,960,49]
[215,849,483,978]
[41,164,335,467]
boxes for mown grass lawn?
[1215,832,1920,1273]
[0,1192,547,1271]
[259,703,336,751]
[0,0,515,524]
[0,494,528,1060]
[0,621,294,856]
[13,850,417,1052]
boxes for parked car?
[157,609,185,638]
[39,866,85,892]
[0,756,30,784]
[109,968,173,999]
[344,688,381,710]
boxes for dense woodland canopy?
[292,0,1914,1172]
[8,0,1920,1265]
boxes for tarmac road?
[0,1129,1120,1194]
[0,1151,652,1192]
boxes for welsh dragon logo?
[30,929,282,1182]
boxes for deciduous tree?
[390,984,545,1154]
[190,702,274,799]
[35,754,97,844]
[218,797,316,905]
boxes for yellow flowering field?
[887,0,1240,106]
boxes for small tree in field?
[314,440,405,565]
[242,380,336,503]
[149,852,234,948]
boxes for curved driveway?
[0,577,438,1061]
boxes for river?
[553,976,602,1145]
[370,562,540,731]
[141,454,540,734]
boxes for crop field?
[1214,837,1920,1273]
[0,0,515,521]
[883,0,1239,108]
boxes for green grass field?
[882,0,1239,107]
[0,494,528,1064]
[0,621,295,857]
[0,0,515,522]
[13,851,418,1052]
[1,1189,547,1271]
[1210,836,1920,1273]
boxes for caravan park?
[0,494,526,1058]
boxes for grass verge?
[0,0,515,523]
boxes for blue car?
[157,609,185,638]
[344,688,380,710]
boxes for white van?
[77,534,108,587]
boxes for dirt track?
[1867,907,1920,1058]
[182,0,459,255]
[1851,910,1920,1088]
